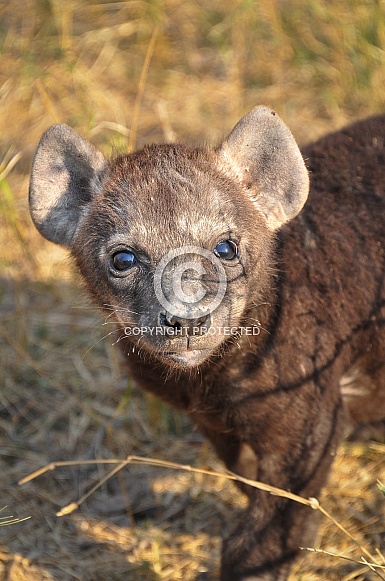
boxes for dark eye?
[213,240,238,261]
[111,251,137,271]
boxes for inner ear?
[218,106,309,230]
[29,124,107,247]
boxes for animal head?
[29,106,309,368]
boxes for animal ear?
[218,106,309,230]
[29,124,107,247]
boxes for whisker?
[112,332,129,346]
[102,303,141,316]
[82,327,122,359]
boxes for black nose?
[159,311,211,337]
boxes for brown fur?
[29,109,385,580]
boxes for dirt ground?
[2,274,385,580]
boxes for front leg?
[201,393,344,580]
[221,490,316,581]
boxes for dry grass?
[1,0,385,579]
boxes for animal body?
[29,107,385,580]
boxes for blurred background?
[1,1,385,579]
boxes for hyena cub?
[29,106,385,580]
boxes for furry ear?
[29,124,107,247]
[218,106,309,230]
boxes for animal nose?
[159,311,211,337]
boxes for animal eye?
[111,251,137,271]
[213,240,238,261]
